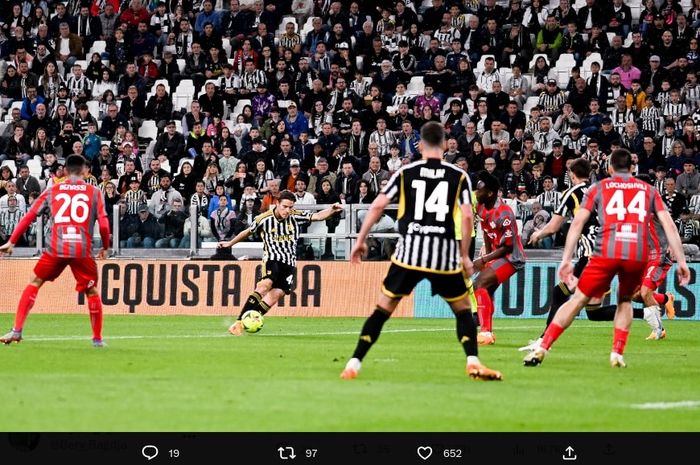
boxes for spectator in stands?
[128,203,161,248]
[662,177,688,222]
[0,195,25,245]
[676,160,700,200]
[0,180,26,213]
[536,15,563,61]
[523,201,552,248]
[148,172,183,219]
[119,85,146,133]
[14,166,40,204]
[55,22,82,69]
[145,84,174,132]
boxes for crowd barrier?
[3,260,698,320]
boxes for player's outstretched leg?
[474,288,496,345]
[340,307,391,379]
[611,327,629,368]
[454,309,502,381]
[229,291,269,336]
[87,293,104,347]
[519,281,572,352]
[1,284,40,345]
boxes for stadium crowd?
[0,0,699,256]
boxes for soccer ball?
[241,310,264,333]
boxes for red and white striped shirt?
[10,177,110,258]
[583,174,666,262]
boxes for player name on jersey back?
[384,159,472,273]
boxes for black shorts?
[382,263,468,303]
[573,256,589,279]
[260,260,295,294]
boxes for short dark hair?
[279,190,296,203]
[610,148,633,172]
[65,154,86,174]
[420,121,444,149]
[477,170,500,193]
[569,158,591,179]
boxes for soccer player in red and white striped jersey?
[0,155,111,347]
[524,149,690,368]
[473,171,527,345]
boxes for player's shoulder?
[398,159,428,174]
[254,209,275,223]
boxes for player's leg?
[610,300,633,368]
[2,254,64,344]
[70,257,104,347]
[519,258,587,352]
[523,257,614,366]
[474,259,516,345]
[341,264,420,379]
[466,240,478,314]
[1,276,45,344]
[229,260,279,335]
[437,272,502,380]
[639,262,674,340]
[523,289,591,366]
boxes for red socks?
[475,288,494,332]
[13,284,38,332]
[88,295,103,341]
[653,293,666,305]
[541,323,565,351]
[613,328,629,355]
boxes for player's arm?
[558,206,591,283]
[656,209,691,285]
[95,189,111,258]
[218,227,252,248]
[528,214,565,245]
[0,190,48,255]
[460,203,474,274]
[310,203,344,221]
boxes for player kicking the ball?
[523,149,690,368]
[341,121,502,381]
[0,155,111,347]
[218,190,343,335]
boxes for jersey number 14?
[411,180,449,222]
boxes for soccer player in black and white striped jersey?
[341,121,502,381]
[220,191,343,336]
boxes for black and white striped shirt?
[242,70,267,91]
[663,102,688,131]
[0,208,24,239]
[279,33,302,51]
[369,130,397,157]
[249,207,312,267]
[609,108,634,135]
[384,159,472,273]
[538,91,566,116]
[65,75,91,99]
[555,182,598,258]
[640,106,662,134]
[683,85,700,113]
[537,189,561,213]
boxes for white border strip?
[630,401,700,410]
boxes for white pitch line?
[630,401,700,410]
[15,324,604,342]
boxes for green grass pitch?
[1,315,699,432]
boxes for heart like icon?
[417,446,433,460]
